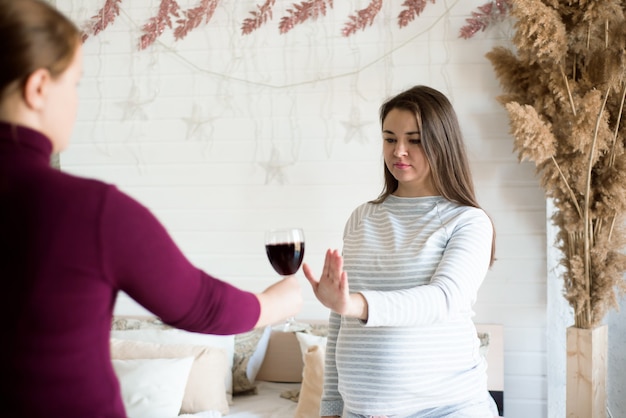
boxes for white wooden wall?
[56,1,548,416]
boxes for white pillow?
[110,338,229,414]
[112,357,194,418]
[246,326,271,382]
[110,328,235,403]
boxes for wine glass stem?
[281,316,294,332]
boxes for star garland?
[182,103,216,141]
[341,107,373,144]
[116,85,157,121]
[81,0,509,50]
[258,147,291,185]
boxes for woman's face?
[41,43,83,153]
[382,108,437,197]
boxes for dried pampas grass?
[487,0,626,328]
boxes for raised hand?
[303,249,368,320]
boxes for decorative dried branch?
[82,0,122,42]
[609,85,626,167]
[79,0,510,46]
[241,0,276,35]
[398,0,434,28]
[459,0,512,39]
[279,0,333,34]
[342,0,383,37]
[487,0,626,328]
[139,0,181,50]
[174,0,220,41]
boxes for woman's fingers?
[320,249,332,279]
[302,263,317,286]
[307,249,344,291]
[330,249,343,273]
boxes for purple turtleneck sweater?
[0,122,261,417]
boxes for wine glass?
[265,228,308,331]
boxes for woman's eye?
[384,138,396,143]
[409,139,421,145]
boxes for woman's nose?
[393,143,407,157]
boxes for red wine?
[265,242,305,275]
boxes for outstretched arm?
[254,275,303,328]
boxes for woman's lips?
[394,163,410,169]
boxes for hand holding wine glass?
[265,228,308,331]
[254,274,302,329]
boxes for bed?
[110,317,504,418]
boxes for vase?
[566,324,608,418]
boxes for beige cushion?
[295,332,327,360]
[256,330,304,383]
[295,344,325,418]
[110,338,229,414]
[111,317,236,404]
[256,323,328,383]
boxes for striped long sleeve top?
[320,195,493,417]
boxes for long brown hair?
[373,85,496,265]
[0,0,81,99]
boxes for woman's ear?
[22,68,51,111]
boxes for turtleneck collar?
[0,121,54,164]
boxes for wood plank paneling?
[58,1,548,416]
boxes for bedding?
[228,382,301,417]
[113,357,194,418]
[111,318,236,405]
[110,338,230,414]
[110,317,504,418]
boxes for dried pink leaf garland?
[80,0,509,48]
[174,0,221,41]
[279,0,333,34]
[398,0,435,28]
[342,0,383,37]
[241,0,276,35]
[82,0,122,42]
[459,0,512,39]
[139,0,181,50]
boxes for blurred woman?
[0,1,302,416]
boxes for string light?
[63,0,492,183]
[182,103,217,141]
